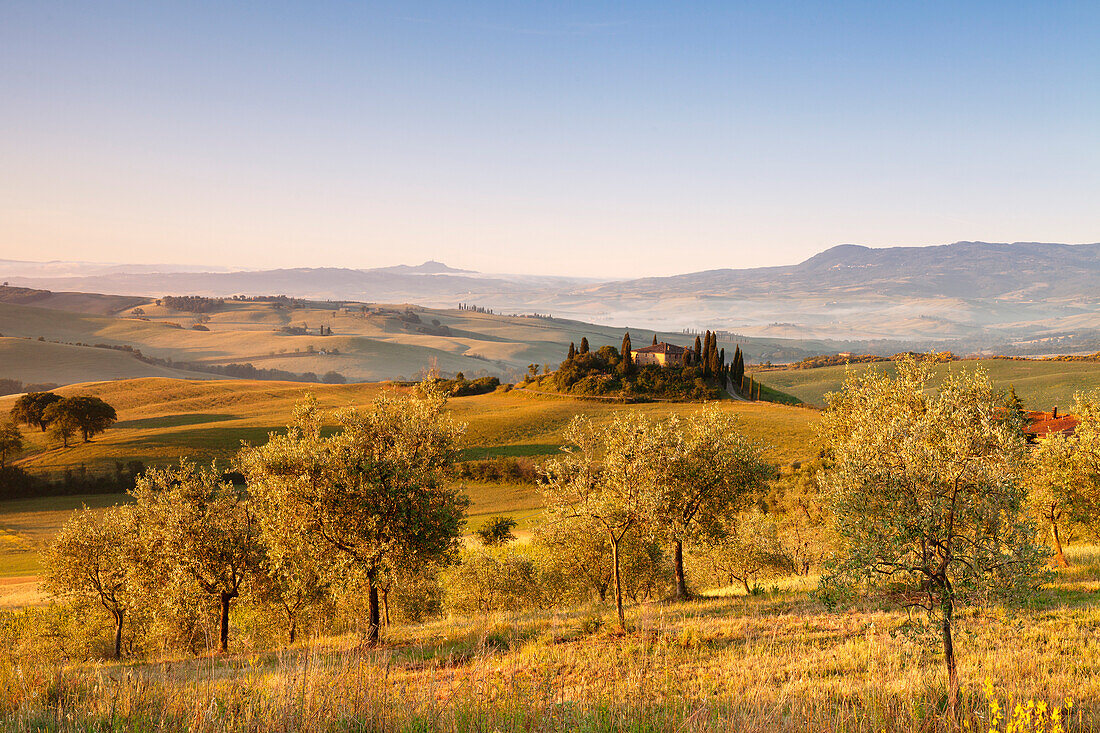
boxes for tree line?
[8,392,117,448]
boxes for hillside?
[759,358,1100,409]
[0,287,864,385]
[0,338,214,384]
[0,377,817,479]
[593,241,1100,300]
[8,242,1100,345]
[0,377,816,584]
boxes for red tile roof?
[1024,411,1079,438]
[632,342,689,355]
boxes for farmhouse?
[1024,407,1079,443]
[631,342,692,367]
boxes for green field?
[759,358,1100,409]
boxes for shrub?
[444,547,545,615]
[475,516,518,546]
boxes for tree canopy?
[239,388,469,644]
[818,357,1047,712]
[10,391,62,432]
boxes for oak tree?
[0,420,23,469]
[10,391,61,432]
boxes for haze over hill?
[4,241,1100,347]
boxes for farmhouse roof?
[1024,410,1079,439]
[632,342,689,355]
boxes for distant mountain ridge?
[5,242,1100,342]
[592,242,1100,300]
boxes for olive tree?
[239,388,468,645]
[660,406,771,598]
[131,462,262,653]
[1032,394,1100,550]
[0,420,23,469]
[695,510,790,595]
[249,528,331,645]
[818,357,1047,713]
[43,505,137,658]
[542,412,669,629]
[1028,430,1078,567]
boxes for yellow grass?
[0,338,211,384]
[0,378,818,477]
[3,546,1096,731]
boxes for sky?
[1,1,1098,278]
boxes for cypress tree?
[1007,385,1026,422]
[694,335,702,365]
[568,342,576,360]
[579,337,590,354]
[652,334,658,346]
[621,333,634,374]
[732,346,745,389]
[701,333,709,377]
[719,348,725,377]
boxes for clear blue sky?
[1,1,1097,277]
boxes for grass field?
[0,378,817,584]
[1,378,818,477]
[759,358,1100,409]
[3,377,1098,730]
[0,337,213,384]
[3,545,1096,731]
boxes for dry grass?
[2,547,1096,731]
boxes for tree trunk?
[672,539,691,600]
[941,589,958,718]
[610,535,625,630]
[382,588,390,626]
[219,592,232,653]
[365,578,381,645]
[742,578,751,595]
[1050,510,1068,568]
[113,609,124,659]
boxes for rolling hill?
[0,338,214,384]
[0,377,818,479]
[0,377,817,583]
[0,286,869,387]
[6,241,1100,344]
[758,358,1100,410]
